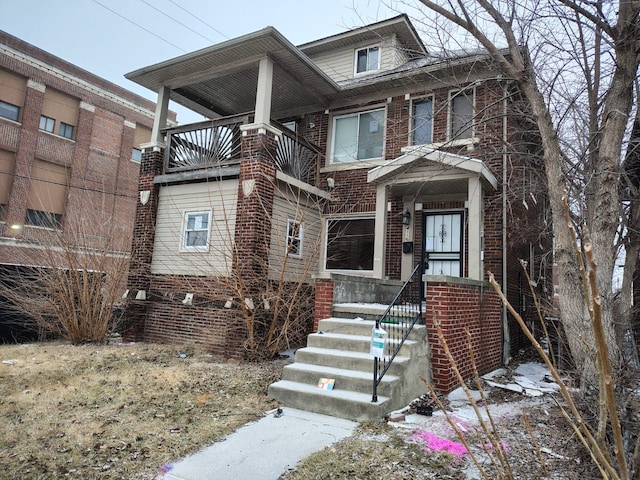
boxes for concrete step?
[318,317,427,343]
[331,303,422,322]
[267,379,392,422]
[294,346,411,376]
[280,362,400,397]
[307,332,418,357]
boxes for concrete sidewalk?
[162,407,358,480]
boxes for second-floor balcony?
[163,114,320,185]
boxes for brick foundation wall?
[425,279,502,393]
[314,278,334,331]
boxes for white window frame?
[410,96,434,146]
[329,107,386,164]
[448,88,475,141]
[354,45,381,75]
[181,210,211,252]
[286,219,303,258]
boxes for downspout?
[502,83,511,364]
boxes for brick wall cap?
[423,275,489,288]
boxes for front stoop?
[268,312,430,422]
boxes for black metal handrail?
[372,261,424,403]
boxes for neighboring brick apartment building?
[0,30,175,340]
[123,14,550,396]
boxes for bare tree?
[0,200,131,344]
[407,0,640,389]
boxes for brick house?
[0,30,176,340]
[123,15,549,409]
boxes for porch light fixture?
[10,223,22,230]
[402,209,411,226]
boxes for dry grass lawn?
[0,340,283,480]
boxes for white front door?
[423,212,464,276]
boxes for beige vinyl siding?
[268,186,322,282]
[0,68,27,109]
[41,88,79,131]
[151,180,238,276]
[27,159,69,215]
[0,149,16,206]
[134,124,152,148]
[308,34,409,82]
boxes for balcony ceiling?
[126,27,341,119]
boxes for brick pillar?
[5,80,45,236]
[111,120,137,252]
[63,102,94,245]
[226,127,278,355]
[233,128,278,281]
[122,146,163,341]
[314,277,334,331]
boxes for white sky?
[0,0,399,124]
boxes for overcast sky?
[0,0,400,123]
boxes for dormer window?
[355,46,380,74]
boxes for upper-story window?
[25,159,69,230]
[411,97,433,145]
[39,115,55,133]
[59,122,74,139]
[0,68,27,122]
[355,46,380,75]
[40,87,79,140]
[331,108,385,164]
[0,100,20,122]
[449,89,474,140]
[132,124,152,163]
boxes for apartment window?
[26,159,68,230]
[355,46,380,74]
[0,100,19,122]
[131,148,142,163]
[133,124,151,162]
[449,89,474,140]
[25,209,62,229]
[286,219,302,257]
[326,218,375,271]
[39,115,55,133]
[331,108,385,163]
[411,98,433,145]
[59,122,74,139]
[182,211,210,250]
[0,150,15,211]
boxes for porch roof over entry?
[367,145,498,193]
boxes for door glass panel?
[424,212,463,276]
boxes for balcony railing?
[163,115,320,185]
[273,121,320,185]
[164,114,250,173]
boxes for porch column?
[150,85,170,146]
[373,183,387,279]
[254,57,273,125]
[468,176,483,281]
[401,197,415,280]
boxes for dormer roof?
[298,14,426,58]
